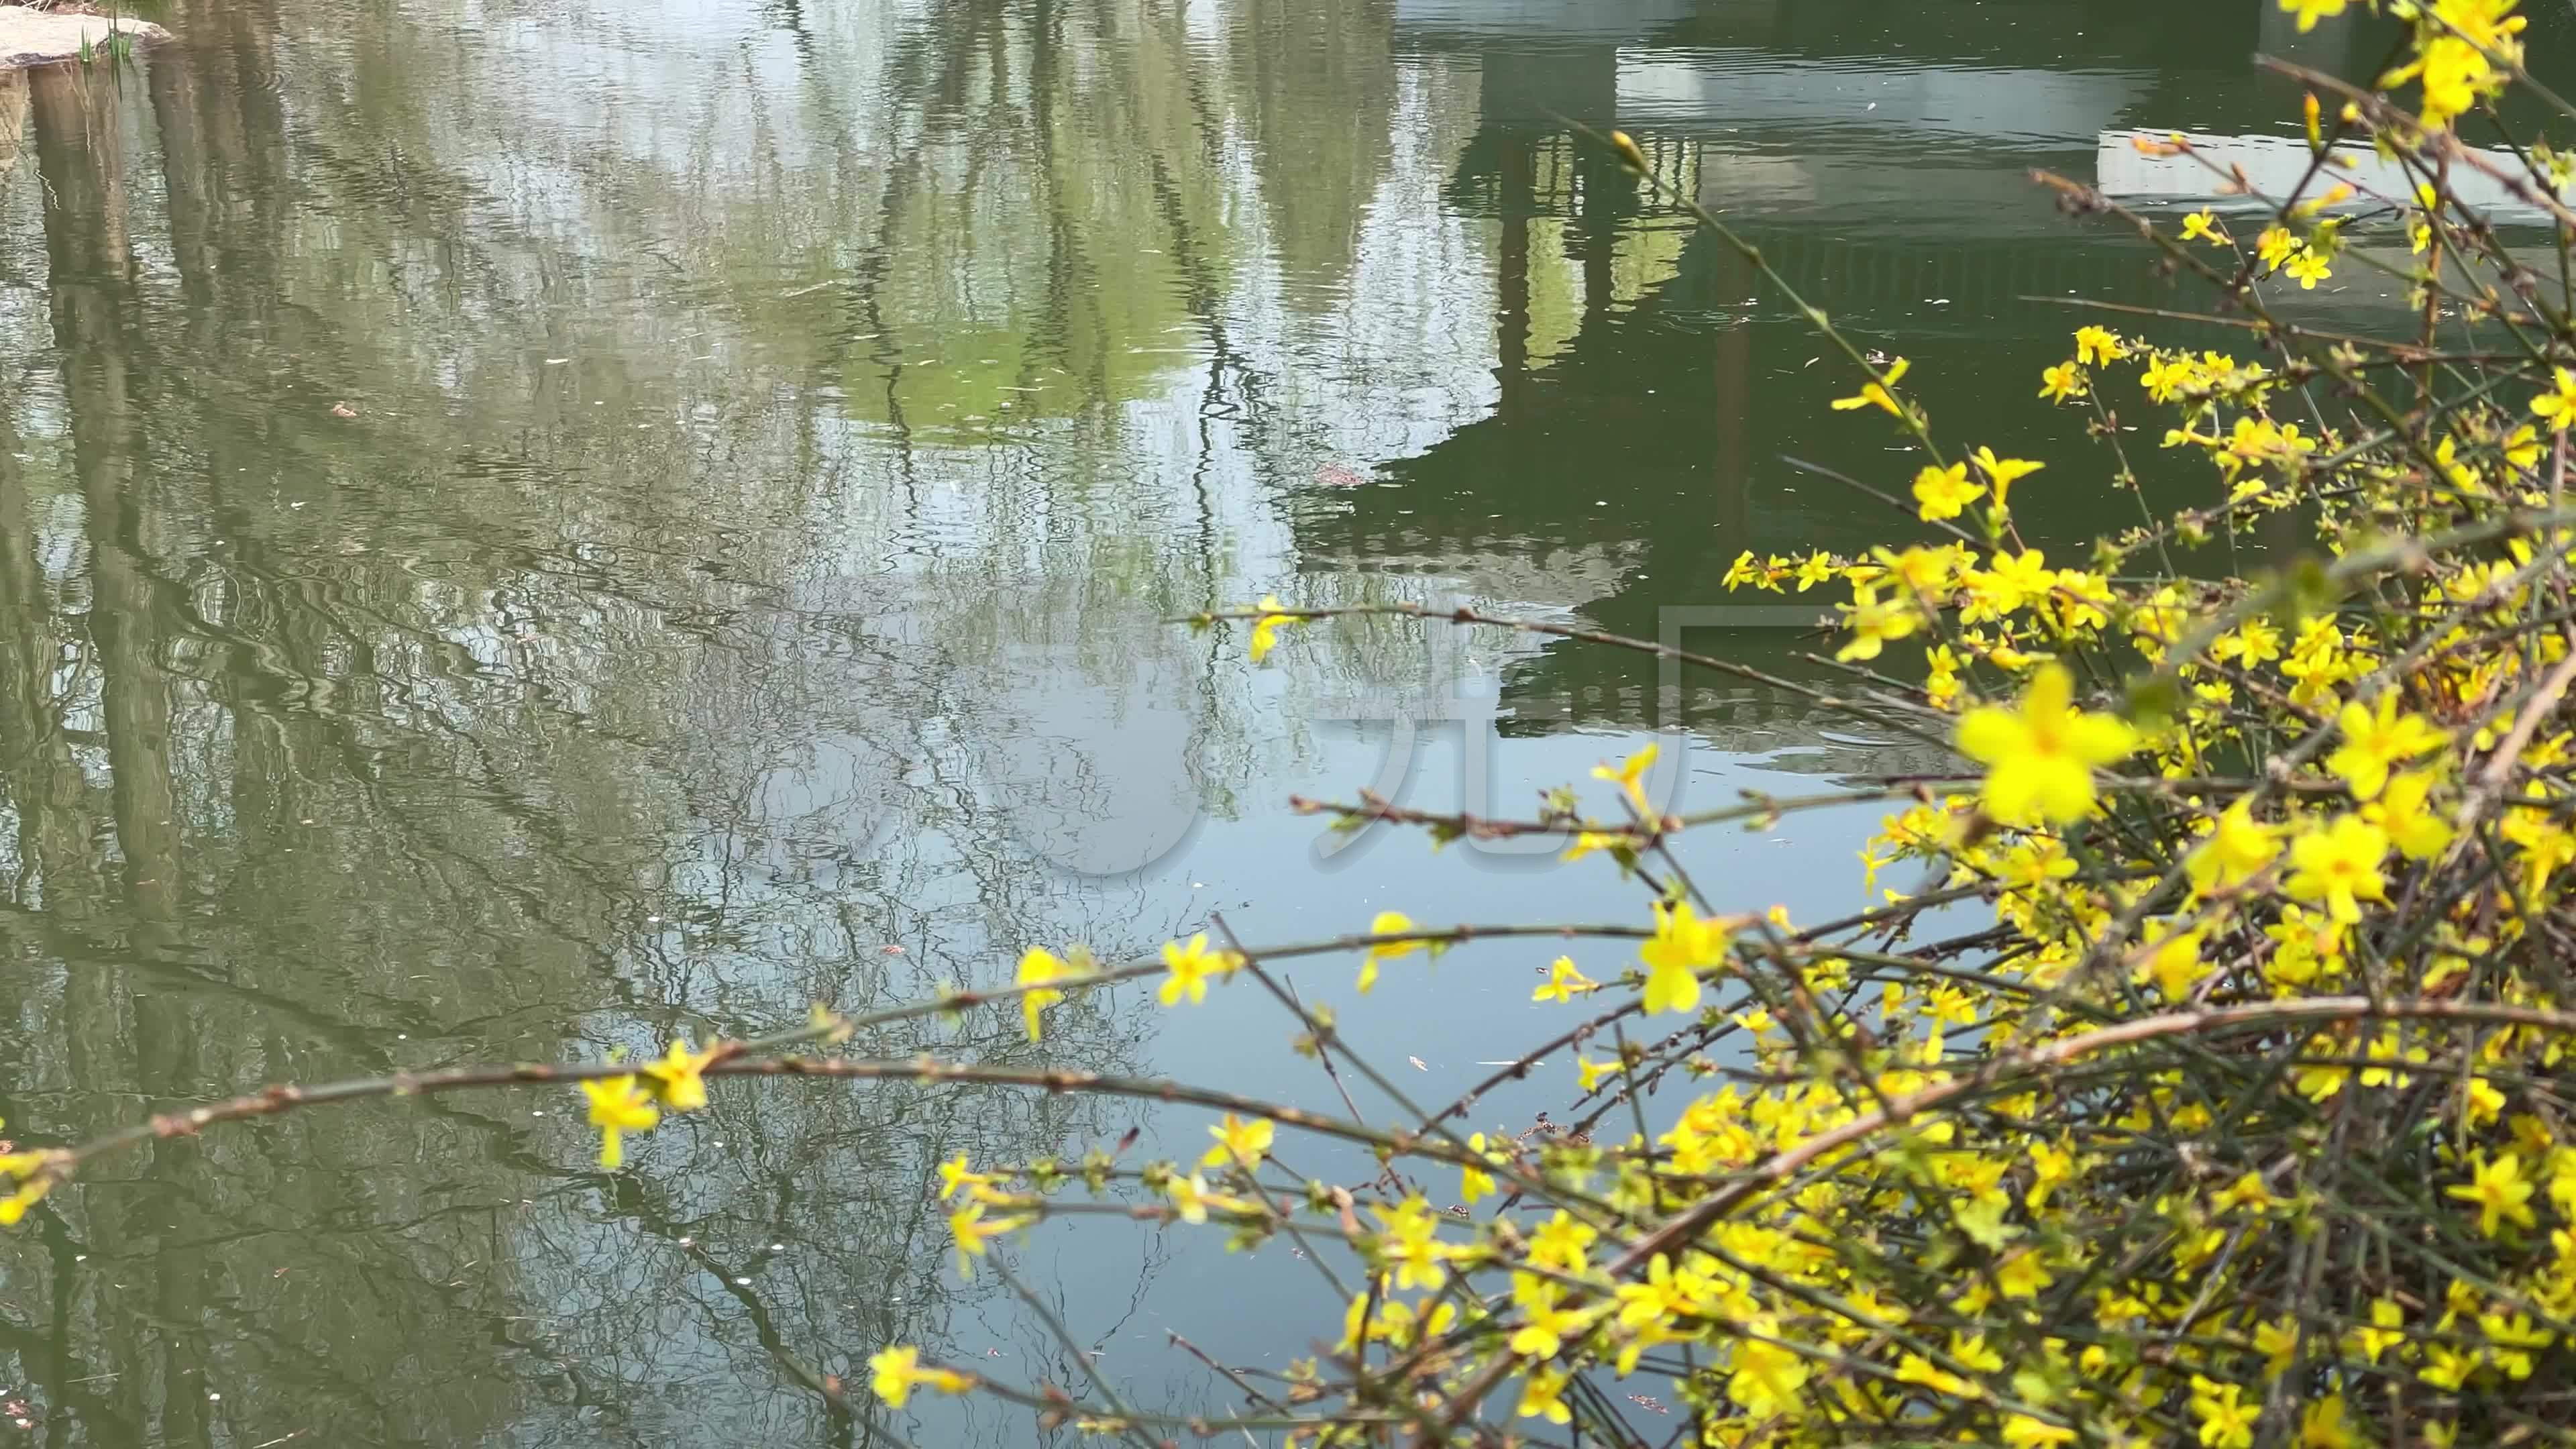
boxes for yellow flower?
[1461,1132,1499,1204]
[2284,814,2390,924]
[1248,595,1303,663]
[580,1073,661,1170]
[2180,209,2225,244]
[2326,692,2445,800]
[2073,325,2127,366]
[1955,663,2137,826]
[1641,898,1732,1014]
[2298,1394,2357,1449]
[1837,577,1921,662]
[1913,462,1983,521]
[938,1152,994,1201]
[1831,355,1910,414]
[0,1173,51,1226]
[2448,1150,2538,1236]
[1201,1114,1275,1169]
[1532,956,1595,1004]
[2534,368,2576,433]
[2039,360,2086,402]
[949,1200,1021,1275]
[1726,1319,1811,1419]
[1160,932,1238,1006]
[2188,797,2284,893]
[1593,743,1658,817]
[2284,247,2332,288]
[1970,446,2045,511]
[1995,1248,2054,1299]
[2004,1415,2078,1448]
[1560,828,1626,864]
[2367,768,2455,859]
[1016,946,1073,1041]
[1575,1055,1621,1091]
[867,1346,971,1408]
[2279,0,2347,30]
[1515,1365,1572,1424]
[1167,1171,1221,1224]
[2345,1297,2405,1360]
[1358,911,1425,992]
[2257,225,2300,268]
[641,1038,718,1112]
[2190,1375,2257,1449]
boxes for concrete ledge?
[0,7,166,68]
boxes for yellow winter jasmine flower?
[1016,946,1073,1040]
[1924,643,1964,709]
[1167,1171,1221,1224]
[2298,1394,2357,1449]
[2210,617,2282,667]
[1461,1132,1499,1204]
[1831,355,1909,413]
[1995,1248,2054,1299]
[2002,1415,2077,1448]
[2139,922,2207,1003]
[2284,814,2390,923]
[1970,446,2045,511]
[1576,1056,1621,1091]
[2420,1343,2480,1391]
[2073,325,2127,366]
[1560,828,1625,863]
[2284,247,2332,288]
[2279,0,2347,31]
[2180,209,2225,244]
[1159,932,1238,1006]
[2367,768,2455,859]
[2257,225,2300,268]
[1837,577,1921,661]
[641,1038,718,1112]
[1955,663,2138,826]
[1895,1353,1974,1396]
[938,1152,994,1201]
[1201,1114,1275,1169]
[1640,898,1733,1014]
[1593,743,1659,816]
[581,1073,660,1170]
[2253,1315,2300,1377]
[1247,595,1299,663]
[1515,1366,1573,1424]
[2190,1375,2257,1449]
[1358,910,1426,992]
[1912,461,1982,521]
[1966,547,2057,616]
[2448,1150,2538,1236]
[2534,367,2576,432]
[1510,1276,1604,1356]
[1792,551,1836,591]
[2039,360,2086,402]
[1726,1319,1811,1420]
[2346,1297,2405,1360]
[949,1200,1022,1275]
[1532,956,1595,1004]
[2326,692,2446,800]
[867,1346,970,1408]
[0,1173,50,1226]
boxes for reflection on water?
[0,0,2563,1440]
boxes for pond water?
[0,0,2542,1442]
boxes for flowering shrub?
[14,2,2576,1444]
